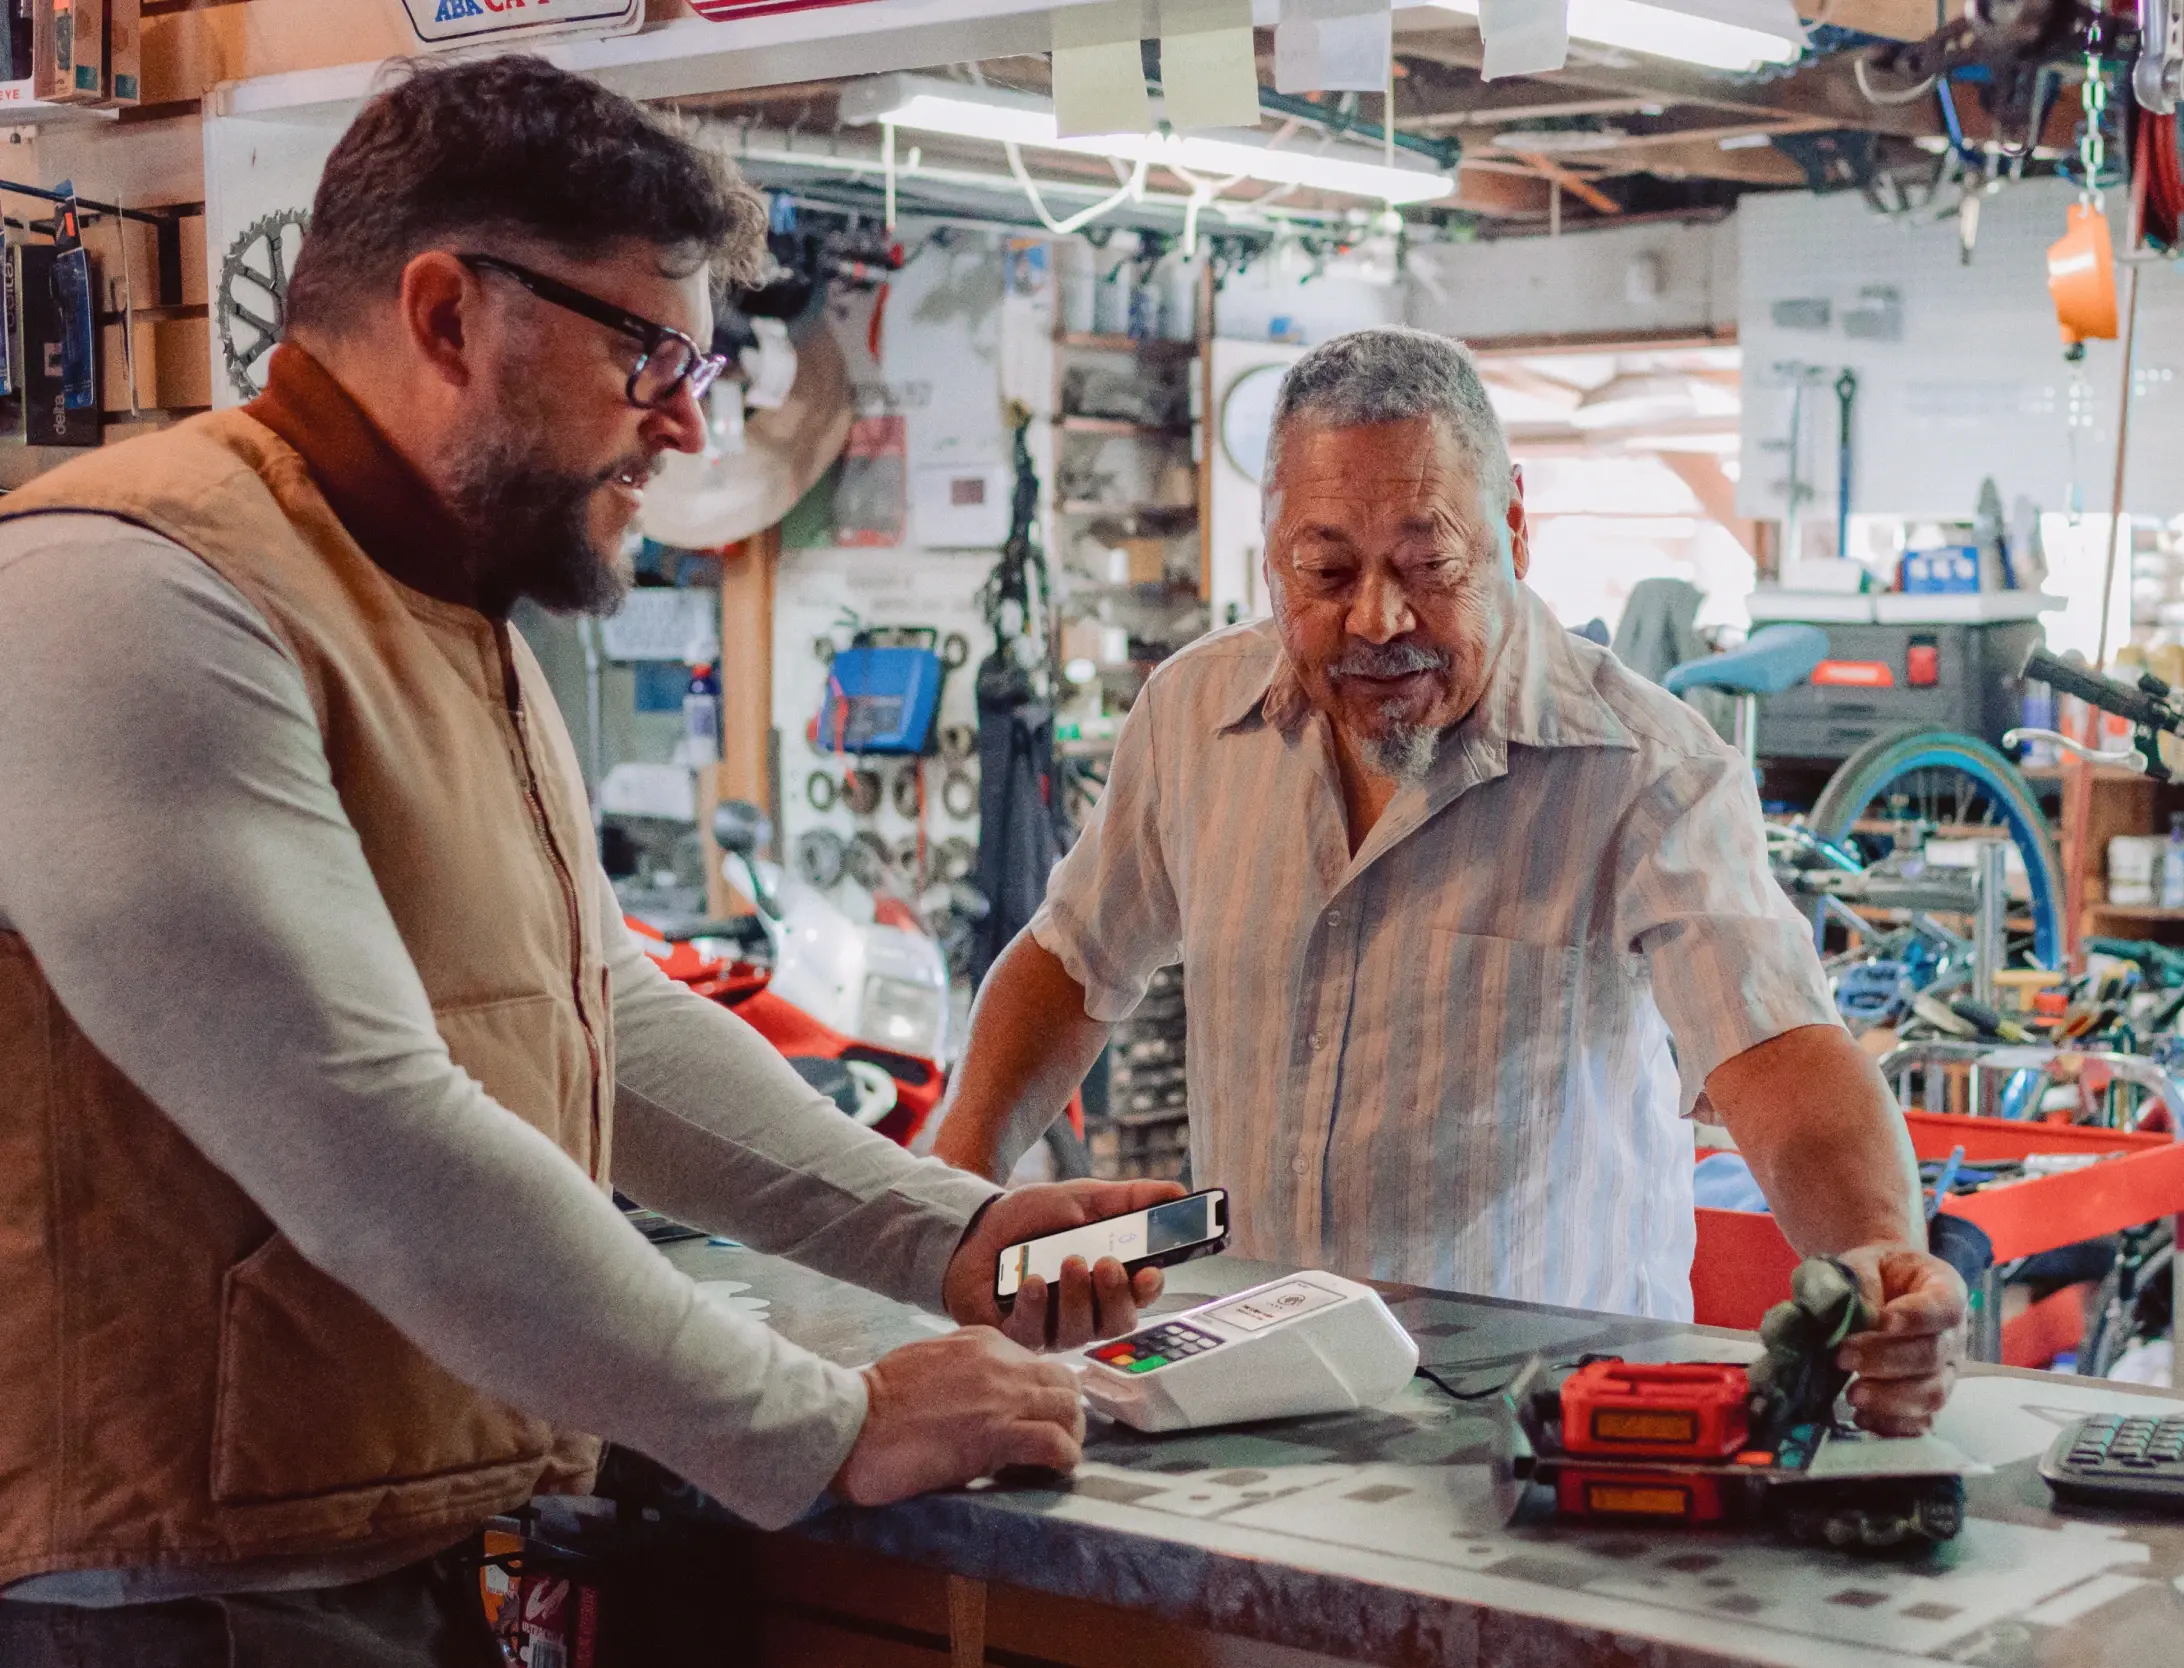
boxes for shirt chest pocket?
[1430,931,1585,1123]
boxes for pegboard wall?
[1407,215,1736,345]
[772,227,1013,896]
[1737,179,2184,529]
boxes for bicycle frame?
[1876,1038,2184,1134]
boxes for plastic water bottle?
[683,662,721,765]
[2163,813,2184,911]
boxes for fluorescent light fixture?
[1419,0,1804,73]
[839,74,1454,205]
[1490,125,1630,152]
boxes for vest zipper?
[494,623,606,1178]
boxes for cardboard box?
[1119,536,1167,585]
[66,0,99,101]
[103,0,135,104]
[31,0,93,103]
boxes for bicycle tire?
[1806,726,2066,970]
[2088,1238,2174,1379]
[2080,1256,2130,1378]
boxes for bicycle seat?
[1662,624,1829,697]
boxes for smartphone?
[994,1187,1228,1309]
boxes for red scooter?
[625,803,946,1149]
[628,917,945,1148]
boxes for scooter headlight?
[859,973,946,1058]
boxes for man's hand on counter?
[832,1328,1085,1506]
[944,1179,1187,1351]
[1833,1244,1969,1438]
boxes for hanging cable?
[964,56,1149,238]
[1166,158,1250,256]
[1854,54,1939,106]
[1001,141,1151,236]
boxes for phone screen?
[995,1190,1224,1298]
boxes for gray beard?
[1352,715,1444,783]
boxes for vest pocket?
[210,1232,552,1506]
[433,990,593,1176]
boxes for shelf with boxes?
[0,175,205,467]
[1083,963,1188,1183]
[1049,329,1209,728]
[0,0,144,120]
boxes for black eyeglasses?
[458,253,727,411]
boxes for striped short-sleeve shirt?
[1030,588,1839,1319]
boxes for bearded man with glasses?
[0,55,1163,1667]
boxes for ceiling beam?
[1477,361,1588,411]
[1796,0,1961,44]
[1409,92,1668,128]
[1394,26,1943,138]
[1447,163,1555,216]
[1585,136,1811,186]
[1509,150,1623,213]
[1659,450,1764,559]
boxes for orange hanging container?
[2048,200,2121,348]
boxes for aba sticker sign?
[391,0,643,49]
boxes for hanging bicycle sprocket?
[217,209,309,398]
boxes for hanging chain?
[2081,49,2108,200]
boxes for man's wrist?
[828,1365,881,1500]
[954,1193,1002,1259]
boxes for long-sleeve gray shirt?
[0,515,998,1601]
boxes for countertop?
[622,1239,2184,1668]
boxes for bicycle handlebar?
[2022,646,2184,735]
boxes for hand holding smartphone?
[994,1187,1228,1311]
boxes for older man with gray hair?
[937,326,1966,1436]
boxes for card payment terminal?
[1078,1272,1419,1432]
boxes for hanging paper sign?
[688,0,882,20]
[388,0,642,51]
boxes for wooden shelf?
[98,303,207,325]
[2087,903,2184,920]
[1055,332,1197,356]
[1056,499,1198,517]
[2022,765,2163,785]
[1057,416,1192,438]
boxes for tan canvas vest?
[0,410,614,1587]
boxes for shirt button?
[1291,1156,1309,1176]
[1325,909,1340,927]
[1310,1031,1326,1050]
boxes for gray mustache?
[1327,642,1449,680]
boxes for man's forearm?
[604,871,996,1311]
[1706,1024,1924,1255]
[934,930,1110,1182]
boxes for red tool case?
[1559,1361,1750,1458]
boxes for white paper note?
[1478,0,1568,79]
[1158,0,1262,131]
[1053,0,1153,138]
[1274,0,1391,96]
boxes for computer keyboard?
[2039,1412,2184,1511]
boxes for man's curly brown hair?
[285,54,764,335]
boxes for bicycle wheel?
[1806,726,2066,970]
